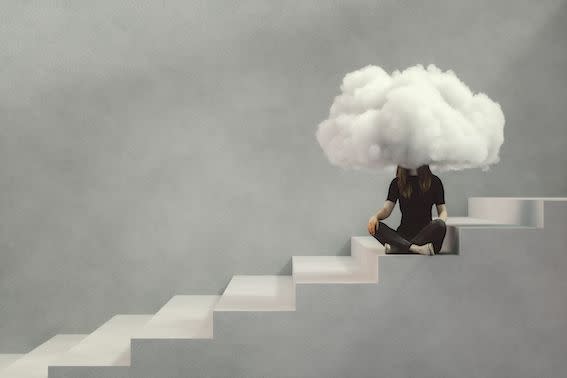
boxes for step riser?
[350,242,380,280]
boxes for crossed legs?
[373,219,447,254]
[410,219,447,253]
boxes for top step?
[354,215,528,255]
[445,216,519,226]
[468,197,567,228]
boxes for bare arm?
[436,203,448,222]
[368,200,395,235]
[377,200,395,220]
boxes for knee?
[374,221,384,238]
[432,218,446,229]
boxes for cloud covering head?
[315,64,505,172]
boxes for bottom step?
[0,354,24,371]
[0,334,86,378]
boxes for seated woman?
[368,164,448,255]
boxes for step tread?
[469,196,567,200]
[292,256,375,283]
[135,295,220,339]
[215,275,295,311]
[445,216,517,226]
[51,315,152,367]
[0,334,86,378]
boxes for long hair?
[396,165,433,199]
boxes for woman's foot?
[410,243,435,255]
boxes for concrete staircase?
[1,197,566,378]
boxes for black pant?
[373,219,447,254]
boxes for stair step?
[51,315,152,367]
[134,295,220,339]
[354,216,525,255]
[445,216,518,226]
[467,197,552,227]
[0,334,86,378]
[352,236,386,253]
[0,354,24,371]
[292,256,376,283]
[215,275,295,311]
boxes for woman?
[368,164,448,255]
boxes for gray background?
[1,0,566,352]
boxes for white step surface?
[445,216,515,226]
[292,255,377,283]
[215,275,296,311]
[470,198,567,229]
[0,354,24,371]
[467,197,567,228]
[0,334,86,378]
[51,315,152,367]
[134,295,220,339]
[352,235,387,253]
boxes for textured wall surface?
[1,0,566,352]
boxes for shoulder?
[432,175,443,186]
[388,177,399,192]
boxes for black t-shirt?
[386,175,445,239]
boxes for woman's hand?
[368,215,378,236]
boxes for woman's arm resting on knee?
[368,201,395,235]
[436,204,448,222]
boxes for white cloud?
[315,64,505,172]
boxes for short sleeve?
[434,176,445,205]
[386,178,399,203]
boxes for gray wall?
[1,0,566,352]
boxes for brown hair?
[396,165,433,199]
